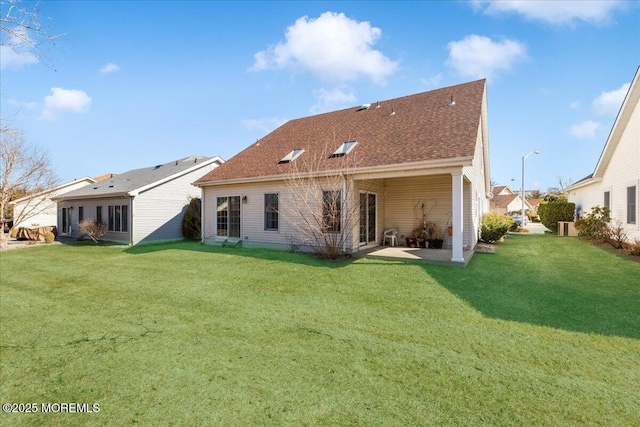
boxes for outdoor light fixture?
[522,150,540,227]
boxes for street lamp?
[522,150,540,226]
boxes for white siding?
[132,166,212,244]
[569,98,640,240]
[463,120,490,248]
[58,197,131,244]
[12,179,93,229]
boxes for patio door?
[359,193,376,246]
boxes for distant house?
[194,79,491,263]
[54,155,224,245]
[11,177,99,230]
[490,185,530,215]
[565,67,639,241]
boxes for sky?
[1,0,639,193]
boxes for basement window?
[278,149,304,164]
[329,141,357,158]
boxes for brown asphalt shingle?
[195,79,486,184]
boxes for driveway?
[527,223,549,234]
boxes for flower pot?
[405,237,417,248]
[447,226,452,236]
[429,239,444,249]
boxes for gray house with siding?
[54,155,223,245]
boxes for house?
[53,155,224,245]
[565,67,639,241]
[194,79,491,263]
[10,176,101,230]
[489,185,531,215]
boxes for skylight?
[329,141,357,158]
[278,148,305,164]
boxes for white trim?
[11,177,96,205]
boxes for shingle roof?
[56,155,213,200]
[195,79,486,184]
[490,194,520,210]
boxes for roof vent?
[389,106,395,116]
[356,103,371,112]
[449,95,455,106]
[154,165,162,169]
[375,101,380,109]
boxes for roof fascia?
[11,177,96,204]
[129,156,224,196]
[194,157,474,187]
[564,176,602,192]
[53,192,130,202]
[593,67,640,178]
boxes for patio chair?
[383,228,398,247]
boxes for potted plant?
[426,222,444,249]
[410,224,428,248]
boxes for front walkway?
[354,245,474,266]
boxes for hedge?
[538,201,575,233]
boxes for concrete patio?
[353,245,475,266]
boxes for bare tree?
[1,0,61,69]
[1,126,58,248]
[283,144,365,259]
[77,218,106,243]
[527,189,542,199]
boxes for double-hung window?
[264,194,279,231]
[628,186,637,224]
[217,196,241,237]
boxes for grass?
[0,235,638,426]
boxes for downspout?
[128,195,134,246]
[342,173,347,254]
[200,187,205,243]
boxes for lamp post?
[522,150,540,226]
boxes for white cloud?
[421,73,443,88]
[0,30,38,70]
[241,117,288,134]
[570,101,581,110]
[568,120,601,139]
[40,88,92,121]
[100,62,121,74]
[592,82,630,116]
[446,35,527,81]
[471,0,625,26]
[310,87,356,114]
[251,11,398,83]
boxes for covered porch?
[351,169,482,264]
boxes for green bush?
[182,197,201,240]
[538,201,575,233]
[574,206,610,239]
[44,231,55,243]
[480,212,514,243]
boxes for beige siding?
[462,120,490,248]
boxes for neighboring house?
[565,67,639,241]
[10,177,98,230]
[490,185,531,214]
[194,79,491,263]
[527,198,542,215]
[53,155,224,245]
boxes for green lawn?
[0,235,638,426]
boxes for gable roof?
[54,155,223,201]
[566,67,640,192]
[490,193,530,210]
[195,79,487,185]
[10,177,96,205]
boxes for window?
[278,149,304,164]
[604,191,610,209]
[264,193,279,231]
[62,207,70,234]
[628,186,637,224]
[108,205,128,232]
[78,206,84,222]
[217,196,241,237]
[96,206,102,224]
[322,190,341,233]
[329,141,357,158]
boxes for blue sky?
[1,1,639,192]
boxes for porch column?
[451,172,464,262]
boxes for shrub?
[78,218,107,243]
[44,231,55,243]
[480,212,514,243]
[182,197,201,240]
[624,239,640,257]
[574,206,609,239]
[538,201,575,233]
[9,228,18,238]
[605,220,629,249]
